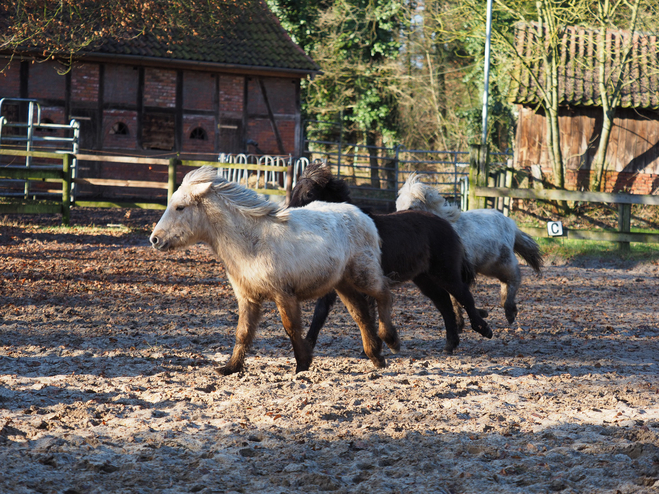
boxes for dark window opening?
[37,118,56,133]
[190,127,207,140]
[110,122,129,135]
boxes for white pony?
[396,173,543,328]
[150,166,399,375]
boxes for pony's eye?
[176,205,185,211]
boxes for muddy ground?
[1,209,659,493]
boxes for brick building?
[0,0,319,200]
[511,24,659,194]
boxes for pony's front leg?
[335,283,386,369]
[413,274,461,354]
[217,298,262,376]
[448,281,493,340]
[275,296,313,373]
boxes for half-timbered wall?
[514,105,659,194]
[0,59,302,158]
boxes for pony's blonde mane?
[182,166,289,220]
[398,173,461,223]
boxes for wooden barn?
[511,23,659,194]
[0,0,319,201]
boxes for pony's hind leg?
[413,274,461,354]
[501,266,521,325]
[305,291,338,349]
[450,294,466,333]
[368,286,400,354]
[217,298,262,376]
[490,259,522,325]
[275,296,313,373]
[335,283,386,369]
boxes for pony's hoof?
[385,335,401,354]
[216,365,241,376]
[444,345,456,355]
[481,326,493,339]
[478,309,489,318]
[295,362,312,373]
[505,307,517,324]
[371,356,386,369]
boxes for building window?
[110,122,129,135]
[37,118,56,133]
[190,127,207,140]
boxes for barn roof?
[510,23,659,110]
[0,0,320,76]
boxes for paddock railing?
[0,149,72,225]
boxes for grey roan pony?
[289,161,493,354]
[150,166,400,374]
[397,173,543,328]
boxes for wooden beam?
[0,149,63,160]
[0,203,61,215]
[74,201,167,210]
[519,226,659,244]
[180,160,288,172]
[473,186,659,206]
[74,153,171,165]
[73,178,169,189]
[0,167,63,180]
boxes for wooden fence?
[0,151,294,225]
[468,144,659,250]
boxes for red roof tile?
[2,0,319,75]
[510,23,659,110]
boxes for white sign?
[547,221,564,237]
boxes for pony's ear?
[188,182,212,199]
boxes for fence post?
[61,153,72,226]
[618,203,631,252]
[503,167,513,217]
[468,143,489,210]
[285,160,294,205]
[394,145,400,192]
[168,158,178,204]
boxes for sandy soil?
[1,211,659,493]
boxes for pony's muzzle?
[150,233,167,250]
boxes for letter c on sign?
[547,221,564,237]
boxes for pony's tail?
[514,230,544,274]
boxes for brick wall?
[182,115,216,155]
[247,77,297,114]
[103,109,138,150]
[0,62,21,98]
[219,75,244,114]
[144,68,176,108]
[71,63,99,103]
[28,61,66,101]
[183,72,215,111]
[104,64,139,105]
[563,169,658,195]
[247,118,296,155]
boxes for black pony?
[289,161,492,354]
